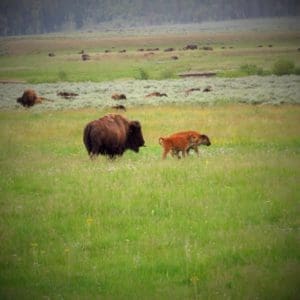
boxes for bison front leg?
[108,154,118,160]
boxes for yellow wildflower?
[190,275,199,285]
[86,217,94,225]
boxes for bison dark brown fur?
[112,104,126,111]
[111,93,127,100]
[145,92,168,97]
[83,114,145,159]
[17,89,42,107]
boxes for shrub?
[135,68,149,80]
[219,64,267,78]
[159,69,174,79]
[272,59,295,76]
[239,64,264,76]
[58,70,68,81]
[293,66,300,75]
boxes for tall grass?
[0,105,299,299]
[135,68,150,80]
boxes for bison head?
[127,121,145,152]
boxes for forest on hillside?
[0,0,299,36]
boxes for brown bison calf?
[17,89,43,107]
[159,133,201,159]
[170,131,211,158]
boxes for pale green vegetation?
[0,105,300,299]
[1,75,299,111]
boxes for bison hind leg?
[89,152,98,160]
[89,144,103,160]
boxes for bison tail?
[83,124,93,154]
[158,137,164,145]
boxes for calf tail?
[158,137,164,145]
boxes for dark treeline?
[1,0,299,36]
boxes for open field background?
[0,18,300,83]
[1,18,300,299]
[0,105,300,299]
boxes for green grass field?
[0,22,299,83]
[0,18,300,299]
[0,105,299,299]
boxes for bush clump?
[135,68,149,80]
[292,66,300,75]
[58,70,68,81]
[159,69,174,79]
[239,64,265,76]
[272,59,295,76]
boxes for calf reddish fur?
[170,131,211,157]
[159,133,200,159]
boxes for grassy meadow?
[0,19,299,83]
[0,36,299,83]
[0,18,300,299]
[0,105,300,299]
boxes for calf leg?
[162,148,170,159]
[193,146,199,157]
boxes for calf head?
[199,134,211,146]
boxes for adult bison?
[111,93,127,100]
[17,89,42,107]
[83,114,145,159]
